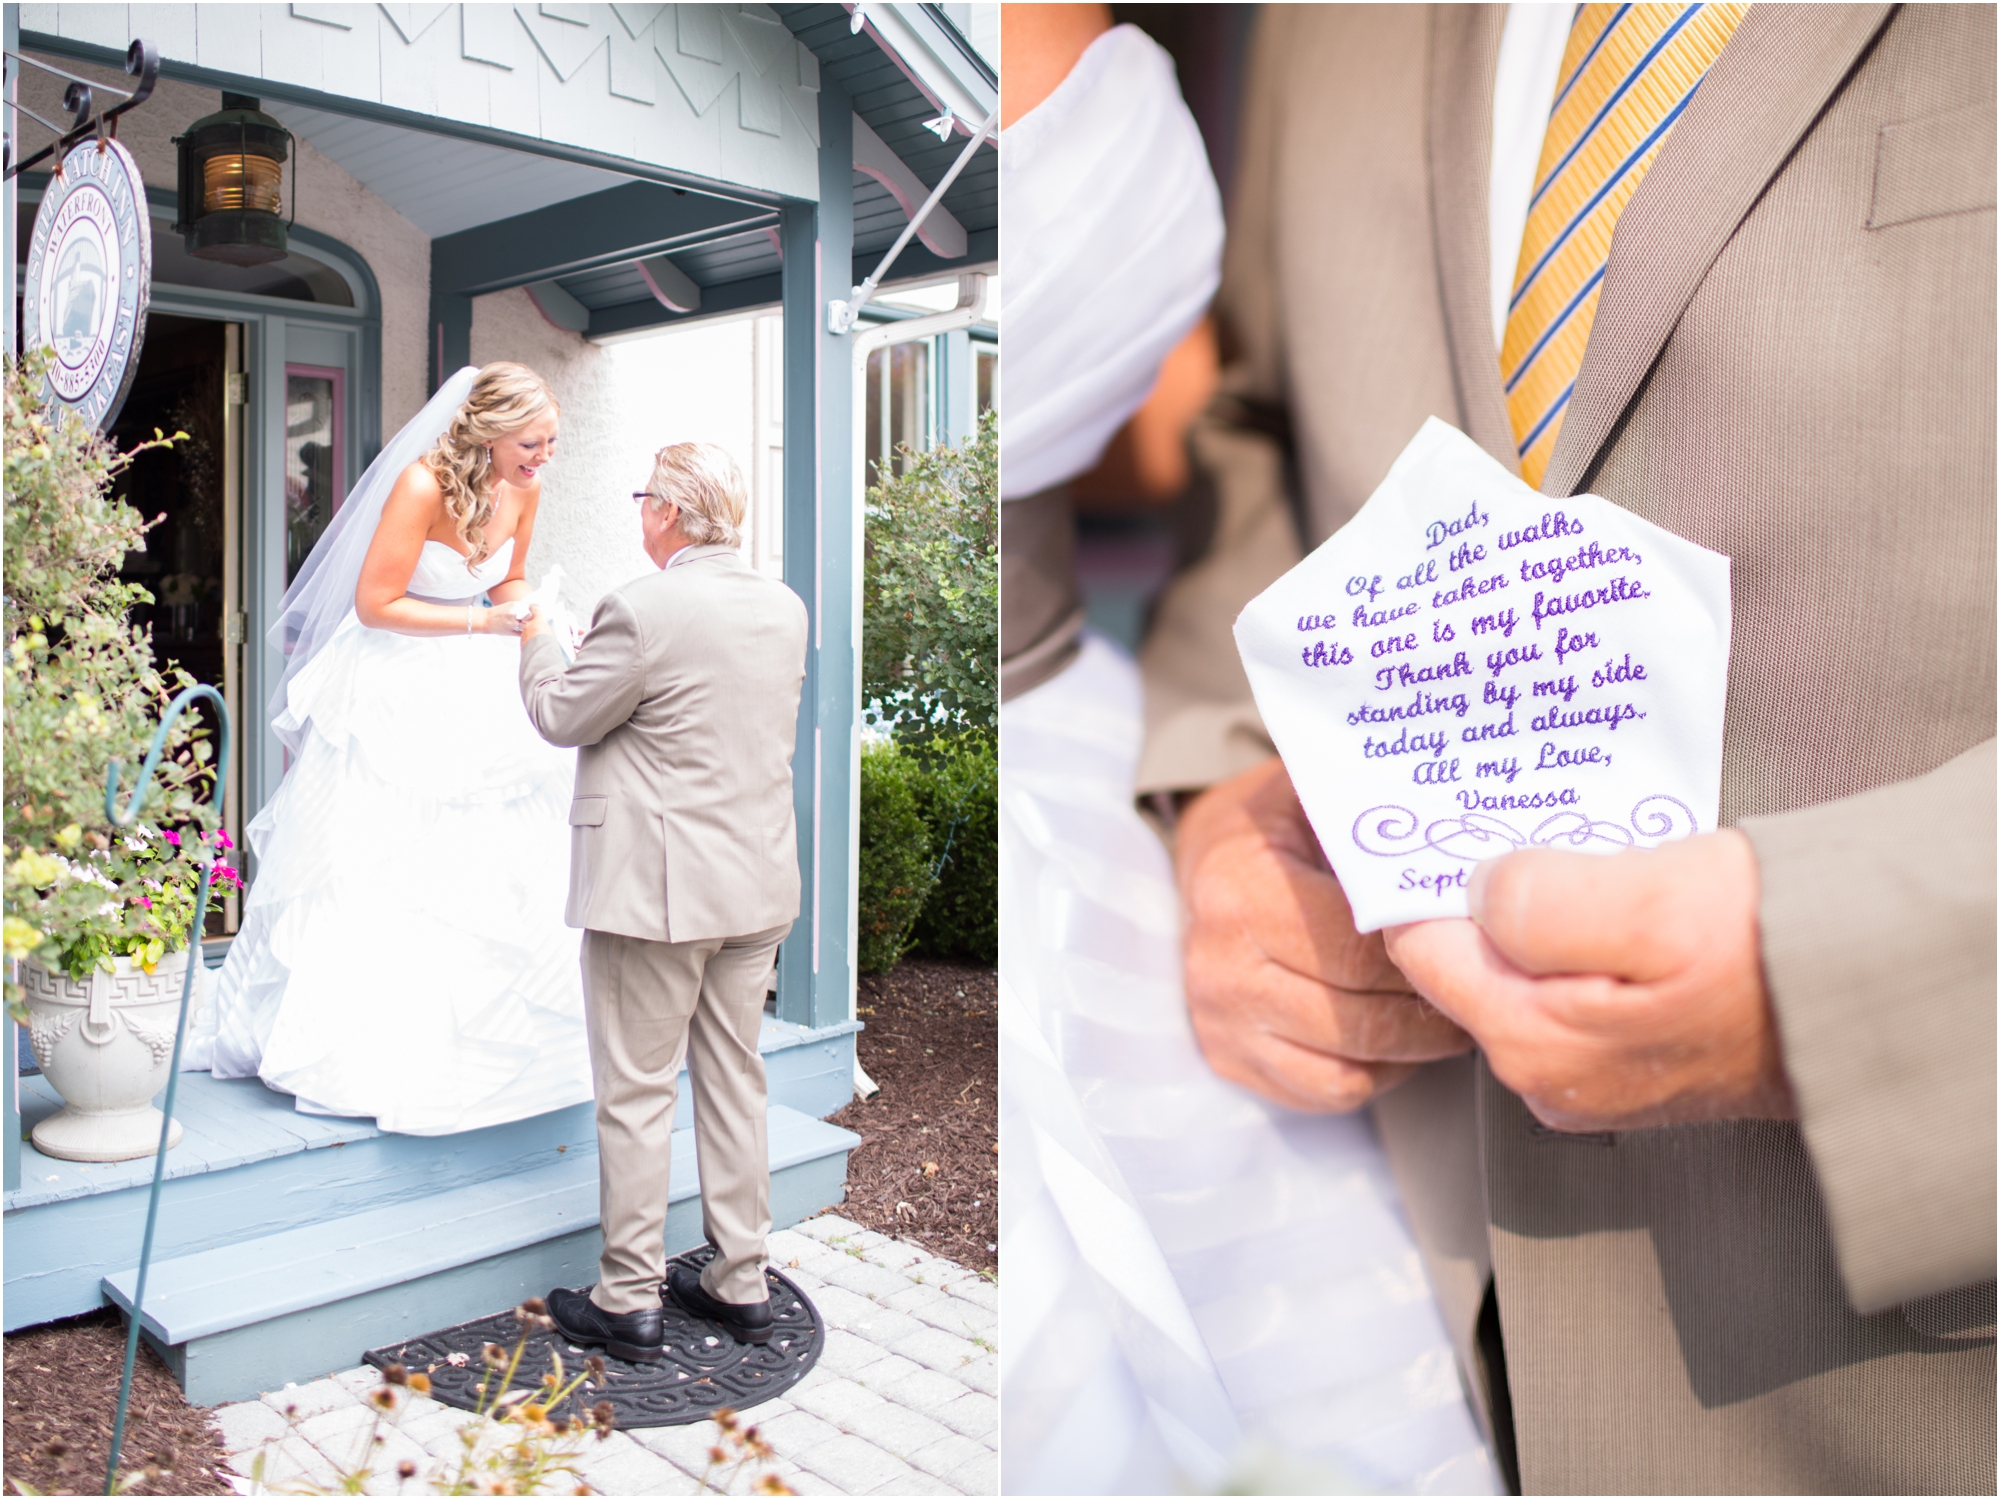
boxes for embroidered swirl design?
[1352,795,1698,862]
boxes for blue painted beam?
[430,185,776,300]
[588,273,783,339]
[429,290,471,395]
[776,82,857,1034]
[578,227,998,341]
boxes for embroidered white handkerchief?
[1234,418,1732,931]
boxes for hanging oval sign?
[22,137,152,431]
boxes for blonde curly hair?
[420,362,561,568]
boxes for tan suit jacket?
[1137,6,1996,1491]
[521,544,807,945]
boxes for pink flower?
[163,830,181,847]
[134,895,153,909]
[215,828,234,851]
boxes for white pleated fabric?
[189,538,593,1136]
[1001,636,1500,1495]
[998,24,1224,500]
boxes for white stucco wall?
[471,293,778,619]
[18,56,432,435]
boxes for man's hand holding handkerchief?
[513,566,583,662]
[1234,421,1786,1130]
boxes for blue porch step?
[5,1014,859,1333]
[101,1104,858,1406]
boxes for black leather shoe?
[547,1285,663,1363]
[666,1263,774,1345]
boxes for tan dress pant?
[581,924,788,1312]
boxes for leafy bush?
[909,729,997,965]
[3,351,220,1012]
[862,410,996,741]
[856,740,935,974]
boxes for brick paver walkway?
[212,1216,997,1496]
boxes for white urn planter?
[21,951,196,1162]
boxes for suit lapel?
[1544,3,1896,497]
[1429,5,1517,473]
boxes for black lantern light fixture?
[172,92,294,265]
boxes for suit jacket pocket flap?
[569,796,607,827]
[1870,102,1998,230]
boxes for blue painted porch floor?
[5,1015,861,1405]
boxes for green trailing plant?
[862,410,997,742]
[3,350,218,1019]
[856,739,935,975]
[909,729,998,965]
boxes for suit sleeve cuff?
[1740,739,1996,1312]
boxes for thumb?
[1466,839,1720,981]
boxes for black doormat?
[362,1247,823,1429]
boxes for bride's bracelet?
[466,604,476,635]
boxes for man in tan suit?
[520,443,807,1361]
[1138,5,1994,1492]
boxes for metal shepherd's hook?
[100,684,231,1496]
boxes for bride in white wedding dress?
[194,362,593,1135]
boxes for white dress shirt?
[1490,5,1575,347]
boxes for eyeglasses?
[631,491,652,504]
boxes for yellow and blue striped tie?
[1502,3,1748,487]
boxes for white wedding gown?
[195,536,594,1135]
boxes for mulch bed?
[823,957,998,1275]
[3,1306,233,1496]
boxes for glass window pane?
[285,373,340,584]
[866,346,885,486]
[976,347,997,416]
[889,341,928,475]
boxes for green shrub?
[863,411,996,741]
[856,739,935,974]
[909,729,997,965]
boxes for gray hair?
[644,441,746,548]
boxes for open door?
[105,312,246,938]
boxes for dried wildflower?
[482,1342,507,1368]
[520,1297,548,1316]
[397,1459,418,1479]
[715,1407,739,1433]
[369,1386,399,1410]
[754,1476,796,1496]
[407,1372,432,1395]
[584,1355,605,1380]
[381,1362,408,1386]
[708,1446,728,1465]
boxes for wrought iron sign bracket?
[4,38,159,182]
